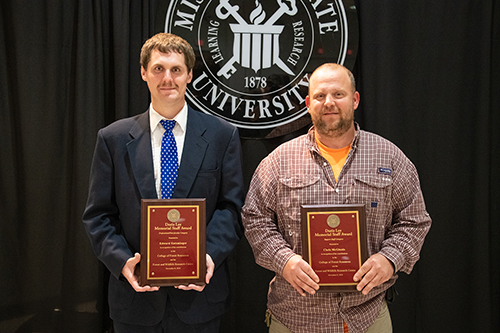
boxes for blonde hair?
[309,63,356,93]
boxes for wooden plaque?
[301,204,368,292]
[140,199,206,286]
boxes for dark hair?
[140,33,196,72]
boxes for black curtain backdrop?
[1,1,498,332]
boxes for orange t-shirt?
[316,137,351,181]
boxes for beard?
[312,107,354,138]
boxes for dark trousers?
[112,297,221,333]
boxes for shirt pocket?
[277,175,320,248]
[351,175,393,230]
[279,174,321,188]
[278,175,321,210]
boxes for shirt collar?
[307,122,361,153]
[149,103,188,133]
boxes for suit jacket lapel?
[126,111,157,200]
[173,107,208,198]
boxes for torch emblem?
[215,0,298,79]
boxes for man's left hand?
[176,254,214,292]
[353,253,394,295]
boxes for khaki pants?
[268,301,392,333]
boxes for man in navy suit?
[82,33,245,332]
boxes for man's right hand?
[121,253,160,292]
[282,255,320,296]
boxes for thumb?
[205,254,214,284]
[132,252,141,264]
[123,253,141,276]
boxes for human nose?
[162,70,173,83]
[324,94,335,106]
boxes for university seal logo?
[162,0,358,137]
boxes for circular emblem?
[327,214,340,228]
[167,209,181,223]
[162,0,358,137]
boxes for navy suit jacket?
[83,106,245,325]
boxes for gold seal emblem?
[167,209,181,223]
[327,214,340,228]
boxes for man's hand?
[353,253,394,295]
[122,253,160,292]
[282,255,320,296]
[176,254,215,292]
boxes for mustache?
[320,106,339,114]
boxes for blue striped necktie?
[159,119,178,199]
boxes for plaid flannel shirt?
[242,125,431,333]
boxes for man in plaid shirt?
[242,63,431,333]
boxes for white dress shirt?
[149,103,187,199]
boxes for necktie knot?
[160,119,176,132]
